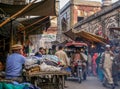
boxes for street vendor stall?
[24,71,70,89]
[23,55,70,89]
[0,0,60,89]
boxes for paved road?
[66,76,120,89]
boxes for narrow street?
[66,76,120,89]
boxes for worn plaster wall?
[75,7,120,40]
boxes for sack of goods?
[40,62,61,72]
[26,66,41,75]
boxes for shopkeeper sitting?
[5,44,26,81]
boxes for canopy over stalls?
[0,18,20,39]
[0,0,58,17]
[64,29,107,45]
[0,0,56,61]
[0,16,50,39]
[19,16,50,35]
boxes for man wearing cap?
[5,44,26,82]
[102,45,115,89]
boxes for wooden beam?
[21,16,49,31]
[0,0,37,27]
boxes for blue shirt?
[35,52,42,57]
[6,53,25,78]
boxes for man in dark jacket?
[35,47,44,57]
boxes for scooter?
[77,60,83,83]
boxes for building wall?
[58,0,101,42]
[59,2,71,32]
[73,5,101,25]
[74,1,120,42]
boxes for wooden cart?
[25,71,70,89]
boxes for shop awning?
[0,16,50,39]
[19,16,50,35]
[64,29,107,45]
[0,0,57,17]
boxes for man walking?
[102,45,115,89]
[55,45,69,88]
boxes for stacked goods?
[26,66,40,75]
[24,56,41,74]
[24,55,69,73]
[39,62,61,72]
[42,55,62,66]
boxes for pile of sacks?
[24,55,63,74]
[24,56,41,74]
[40,62,61,72]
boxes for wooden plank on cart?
[27,71,70,77]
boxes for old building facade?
[57,0,101,42]
[73,0,120,45]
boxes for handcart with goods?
[23,55,70,89]
[24,71,70,89]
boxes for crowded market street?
[0,0,120,89]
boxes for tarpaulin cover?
[64,29,107,44]
[0,0,57,17]
[0,16,50,38]
[19,16,50,34]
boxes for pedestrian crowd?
[88,44,120,89]
[0,43,120,89]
